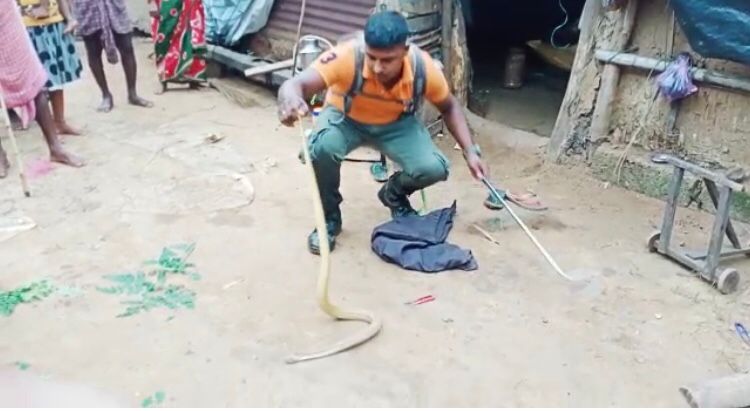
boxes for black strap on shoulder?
[407,46,426,116]
[343,43,366,115]
[343,43,427,117]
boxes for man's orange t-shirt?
[311,42,450,125]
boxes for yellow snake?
[286,120,383,364]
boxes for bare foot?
[56,122,81,136]
[128,94,154,108]
[155,82,167,95]
[97,95,114,113]
[0,151,9,178]
[49,146,84,168]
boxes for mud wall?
[608,0,750,168]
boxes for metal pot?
[503,47,526,89]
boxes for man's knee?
[309,128,348,165]
[406,153,450,186]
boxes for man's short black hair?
[364,11,409,49]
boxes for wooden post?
[448,0,470,104]
[547,0,602,160]
[587,0,639,160]
[658,166,684,254]
[441,0,453,85]
[705,186,733,278]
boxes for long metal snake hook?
[482,177,574,281]
[286,119,382,365]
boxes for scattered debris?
[14,361,30,371]
[141,391,166,408]
[405,295,435,306]
[98,244,200,317]
[0,212,36,243]
[470,223,501,246]
[0,280,55,317]
[734,323,750,348]
[222,280,242,290]
[260,157,278,173]
[204,133,225,144]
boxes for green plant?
[0,281,55,317]
[98,244,200,318]
[141,391,166,408]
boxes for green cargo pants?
[309,106,450,223]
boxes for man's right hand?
[277,92,310,127]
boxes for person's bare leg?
[82,33,114,112]
[7,110,24,131]
[114,32,153,108]
[49,90,80,135]
[34,91,83,167]
[0,139,9,178]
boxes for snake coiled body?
[286,123,383,364]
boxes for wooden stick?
[665,155,745,192]
[243,59,294,78]
[471,223,500,246]
[0,86,31,197]
[595,50,750,93]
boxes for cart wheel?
[717,268,740,294]
[647,231,661,253]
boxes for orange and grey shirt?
[312,42,451,125]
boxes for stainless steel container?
[296,37,325,72]
[503,47,526,89]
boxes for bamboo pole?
[0,86,31,197]
[595,50,750,93]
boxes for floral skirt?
[27,22,83,91]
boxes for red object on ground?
[406,295,436,306]
[25,158,55,179]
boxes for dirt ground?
[2,41,750,407]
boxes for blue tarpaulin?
[204,0,276,47]
[671,0,750,65]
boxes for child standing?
[17,0,83,135]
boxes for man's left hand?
[466,154,489,180]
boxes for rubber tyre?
[647,231,661,253]
[717,268,740,295]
